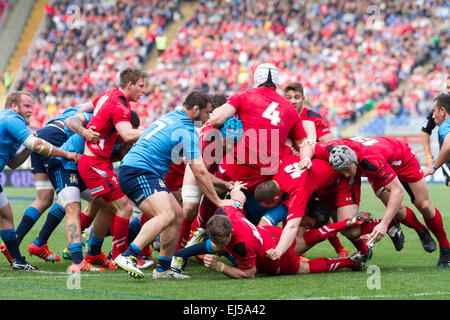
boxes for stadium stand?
[11,0,181,128]
[3,0,449,134]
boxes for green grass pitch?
[0,185,449,300]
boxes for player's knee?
[414,199,434,216]
[341,226,360,239]
[182,202,199,220]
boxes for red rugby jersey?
[227,86,306,172]
[85,88,131,158]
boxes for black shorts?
[48,162,87,194]
[119,166,170,207]
[31,122,68,174]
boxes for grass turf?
[0,185,449,301]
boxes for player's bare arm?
[115,121,144,143]
[65,114,100,143]
[203,254,256,279]
[22,135,80,164]
[295,139,314,169]
[76,101,95,114]
[368,177,404,246]
[188,156,234,208]
[209,103,236,128]
[7,146,32,169]
[424,135,450,177]
[266,216,302,260]
[420,130,434,168]
[302,120,317,142]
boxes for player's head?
[303,199,331,229]
[119,67,148,102]
[183,90,213,126]
[5,91,33,125]
[284,82,305,113]
[205,214,233,252]
[432,93,450,126]
[211,92,228,110]
[254,180,282,208]
[254,63,279,89]
[329,145,358,178]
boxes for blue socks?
[174,239,215,259]
[123,243,142,258]
[87,236,104,257]
[69,243,83,264]
[156,256,171,272]
[16,207,41,245]
[36,203,65,247]
[0,229,22,261]
[128,216,141,244]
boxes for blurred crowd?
[13,0,450,130]
[15,0,180,128]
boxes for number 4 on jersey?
[262,102,281,126]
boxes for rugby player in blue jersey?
[0,91,79,269]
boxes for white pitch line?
[296,291,450,300]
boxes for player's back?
[85,88,131,158]
[121,109,199,178]
[220,206,281,274]
[228,87,305,168]
[345,137,412,165]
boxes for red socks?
[359,218,381,235]
[424,208,450,249]
[349,236,369,255]
[303,220,348,247]
[80,211,94,231]
[111,215,129,260]
[307,257,355,273]
[328,232,345,253]
[176,218,193,251]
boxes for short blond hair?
[5,91,32,109]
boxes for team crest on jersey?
[159,179,166,188]
[70,174,78,184]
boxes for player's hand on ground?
[203,254,219,270]
[265,248,282,261]
[82,126,100,143]
[367,223,388,247]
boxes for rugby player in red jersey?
[209,63,312,192]
[284,82,332,143]
[316,137,450,268]
[78,67,146,260]
[253,145,380,262]
[284,81,353,257]
[201,183,366,279]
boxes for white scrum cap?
[253,63,280,88]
